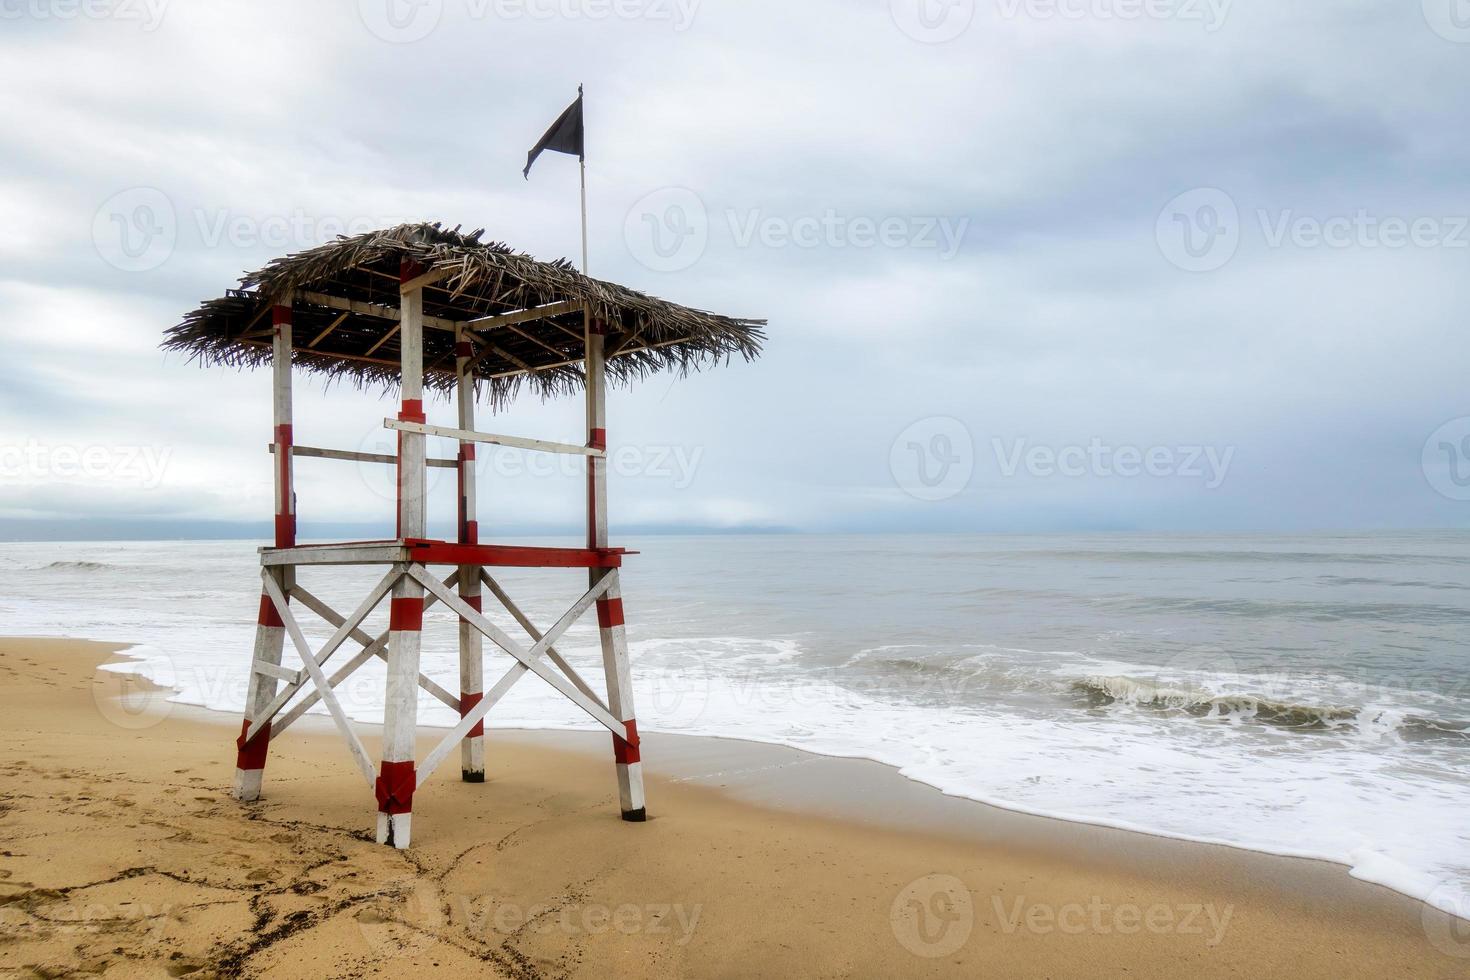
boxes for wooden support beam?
[480,569,606,708]
[270,571,460,739]
[259,567,385,786]
[414,568,621,784]
[408,566,626,741]
[462,300,582,331]
[247,565,404,743]
[384,418,606,458]
[269,444,458,469]
[308,311,351,349]
[296,290,460,332]
[398,266,454,294]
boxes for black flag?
[524,86,584,179]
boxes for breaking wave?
[43,560,113,571]
[1073,675,1470,741]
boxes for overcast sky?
[2,0,1468,538]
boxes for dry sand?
[1,636,1466,978]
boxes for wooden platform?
[260,538,632,568]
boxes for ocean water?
[3,532,1468,917]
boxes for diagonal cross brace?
[291,584,460,711]
[412,566,623,784]
[479,568,605,708]
[260,567,388,787]
[251,569,459,742]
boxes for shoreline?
[94,636,1460,919]
[4,635,1467,977]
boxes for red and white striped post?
[454,323,486,783]
[376,261,427,847]
[233,300,294,801]
[586,314,646,821]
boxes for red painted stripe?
[463,520,479,545]
[596,597,625,629]
[257,593,284,628]
[272,305,292,327]
[455,341,474,359]
[401,540,626,568]
[375,760,416,814]
[458,594,482,613]
[389,596,424,632]
[588,428,607,452]
[399,258,426,283]
[275,423,294,547]
[398,399,426,424]
[589,317,610,336]
[461,691,485,738]
[460,444,476,461]
[613,719,640,765]
[236,719,271,769]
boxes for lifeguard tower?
[164,223,764,847]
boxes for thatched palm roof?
[163,222,764,404]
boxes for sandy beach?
[1,636,1464,979]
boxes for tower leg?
[596,570,646,821]
[234,567,289,801]
[458,563,485,782]
[376,569,423,848]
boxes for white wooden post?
[234,301,294,801]
[377,262,427,847]
[454,323,485,782]
[586,313,646,821]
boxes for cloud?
[0,0,1466,535]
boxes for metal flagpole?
[579,85,589,274]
